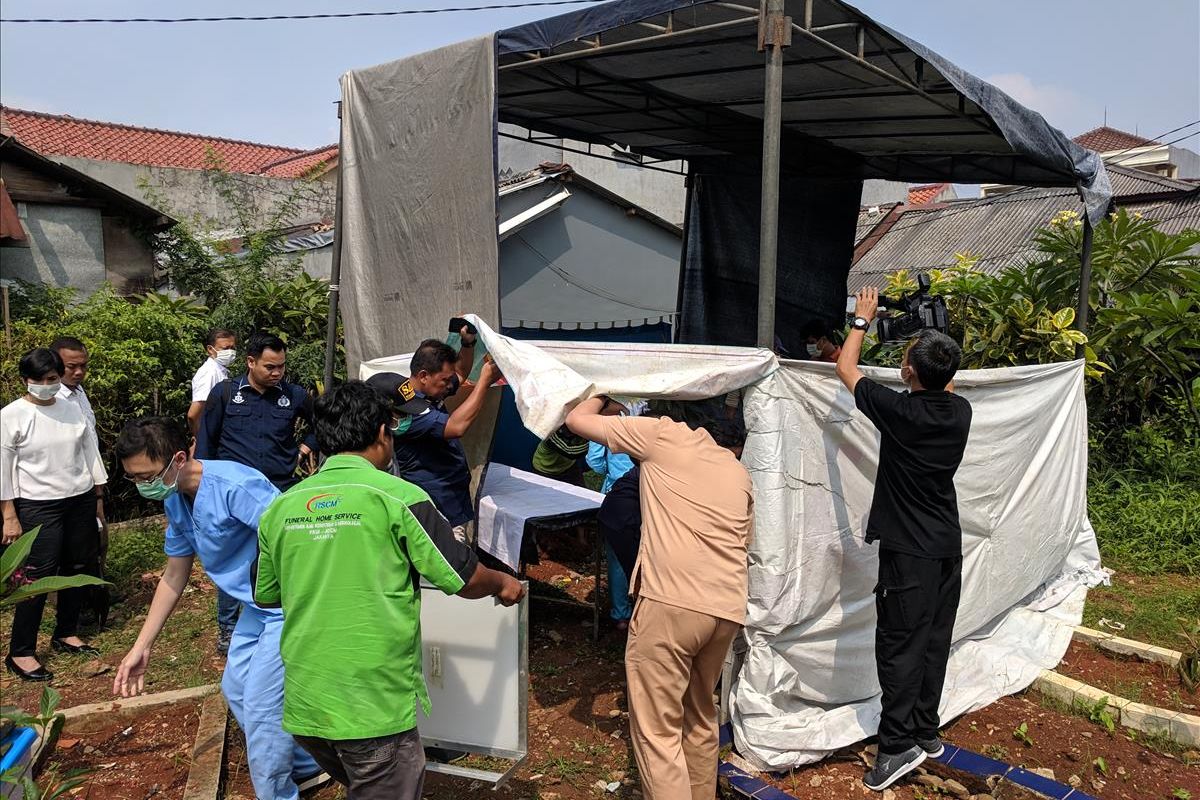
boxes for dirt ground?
[1057,639,1198,715]
[0,565,224,713]
[12,536,1200,800]
[48,699,201,799]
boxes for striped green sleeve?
[401,498,478,593]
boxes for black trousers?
[295,728,425,800]
[874,549,962,755]
[7,491,100,658]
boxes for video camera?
[873,273,950,343]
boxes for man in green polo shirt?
[255,381,525,799]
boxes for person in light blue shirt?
[587,440,635,628]
[111,418,325,800]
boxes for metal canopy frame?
[490,0,1099,350]
[325,0,1103,387]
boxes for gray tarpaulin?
[339,36,500,371]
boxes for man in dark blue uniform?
[194,330,317,653]
[366,334,498,544]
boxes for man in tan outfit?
[566,397,753,800]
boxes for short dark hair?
[314,381,391,455]
[19,347,64,381]
[907,330,961,391]
[246,331,287,358]
[115,417,189,466]
[702,419,747,450]
[410,339,457,376]
[50,336,87,355]
[205,328,236,348]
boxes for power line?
[0,0,610,24]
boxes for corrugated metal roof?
[848,164,1199,291]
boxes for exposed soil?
[1057,639,1198,714]
[1,564,224,714]
[14,532,1199,800]
[48,699,201,799]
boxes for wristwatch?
[852,316,870,331]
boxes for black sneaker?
[916,736,945,758]
[863,745,927,792]
[217,627,233,656]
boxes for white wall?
[51,156,336,231]
[0,204,106,293]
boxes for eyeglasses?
[125,456,179,486]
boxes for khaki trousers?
[626,597,740,800]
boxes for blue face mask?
[135,456,183,502]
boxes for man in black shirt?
[837,287,972,793]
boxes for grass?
[535,755,589,785]
[1088,476,1199,575]
[1082,571,1200,651]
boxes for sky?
[1,0,1197,154]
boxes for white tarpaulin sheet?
[359,321,1100,767]
[359,315,777,438]
[477,464,604,571]
[731,359,1104,768]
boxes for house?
[848,163,1199,291]
[983,126,1200,197]
[0,136,174,295]
[906,183,958,205]
[496,163,682,339]
[0,106,336,237]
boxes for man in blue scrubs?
[113,417,325,799]
[194,330,317,654]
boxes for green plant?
[1012,721,1034,747]
[1092,756,1108,777]
[2,527,109,608]
[1,686,91,798]
[1078,696,1117,733]
[1174,788,1192,800]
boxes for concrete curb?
[60,684,219,722]
[182,692,228,800]
[1073,625,1183,667]
[1033,671,1199,746]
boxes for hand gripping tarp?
[361,322,1101,767]
[731,359,1104,768]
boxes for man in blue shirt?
[194,331,317,653]
[366,335,499,543]
[112,417,325,800]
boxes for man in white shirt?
[51,338,105,543]
[188,329,238,436]
[51,337,97,439]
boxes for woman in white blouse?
[2,347,109,682]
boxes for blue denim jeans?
[216,588,240,633]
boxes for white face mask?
[28,381,61,401]
[806,343,820,358]
[214,349,237,367]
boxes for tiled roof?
[907,183,948,205]
[1073,126,1157,153]
[848,164,1198,291]
[258,144,339,178]
[0,106,305,174]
